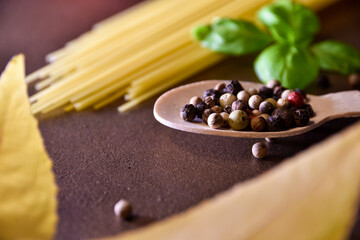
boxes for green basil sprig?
[192,18,272,55]
[255,44,318,89]
[192,0,360,89]
[257,0,319,45]
[312,40,360,75]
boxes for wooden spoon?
[154,80,360,138]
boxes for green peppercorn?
[220,93,237,108]
[180,104,196,122]
[228,110,249,130]
[251,116,267,132]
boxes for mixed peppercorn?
[180,80,315,131]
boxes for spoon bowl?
[154,80,360,138]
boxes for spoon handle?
[317,90,360,120]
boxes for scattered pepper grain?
[252,142,268,158]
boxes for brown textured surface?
[0,0,359,239]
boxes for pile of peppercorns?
[180,80,315,132]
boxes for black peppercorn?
[251,116,267,132]
[294,109,310,126]
[180,104,196,122]
[203,89,220,99]
[267,115,285,131]
[202,108,213,123]
[224,80,243,95]
[348,73,360,90]
[223,105,232,114]
[273,86,285,100]
[204,96,218,107]
[317,74,331,89]
[259,86,273,99]
[300,104,314,118]
[272,108,294,129]
[231,100,247,111]
[294,89,307,100]
[259,101,274,114]
[195,102,207,118]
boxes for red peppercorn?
[287,92,304,107]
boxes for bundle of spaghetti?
[27,0,337,114]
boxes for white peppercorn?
[214,82,226,92]
[189,96,202,106]
[208,113,223,129]
[228,110,249,130]
[248,95,262,109]
[266,79,281,89]
[219,93,237,108]
[237,90,250,102]
[248,87,258,96]
[277,98,289,108]
[281,89,292,99]
[220,112,229,127]
[252,142,268,159]
[114,199,132,219]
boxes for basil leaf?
[192,18,272,55]
[257,0,319,45]
[254,43,319,89]
[311,40,360,75]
